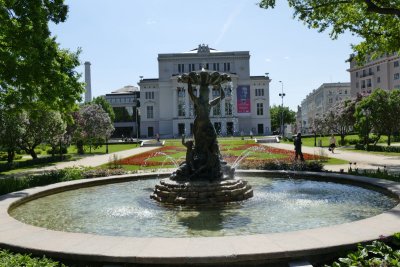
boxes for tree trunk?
[77,140,84,154]
[29,148,38,159]
[7,149,15,163]
[340,134,345,146]
[387,134,391,146]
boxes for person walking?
[294,132,304,161]
[329,134,337,153]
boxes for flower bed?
[118,144,325,168]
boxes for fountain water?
[150,69,253,205]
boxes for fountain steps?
[150,178,253,205]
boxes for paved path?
[6,146,160,177]
[265,143,400,173]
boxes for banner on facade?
[236,85,251,113]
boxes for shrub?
[325,239,400,267]
[355,144,400,153]
[0,167,128,196]
[239,160,324,172]
[46,146,68,155]
[0,249,66,266]
[0,152,22,161]
[0,155,71,173]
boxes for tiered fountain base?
[150,178,253,205]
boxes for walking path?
[4,146,160,177]
[266,143,400,173]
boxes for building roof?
[109,85,139,94]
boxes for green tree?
[258,1,400,62]
[92,96,115,122]
[355,89,400,146]
[0,0,84,115]
[0,109,26,163]
[269,105,296,134]
[18,108,66,159]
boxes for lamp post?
[278,81,285,137]
[361,108,371,147]
[136,99,140,147]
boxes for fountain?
[150,69,253,205]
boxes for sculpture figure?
[172,69,232,181]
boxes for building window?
[178,123,185,135]
[214,122,221,135]
[356,72,358,77]
[145,92,154,99]
[395,73,400,80]
[339,89,342,94]
[377,65,380,72]
[368,68,372,75]
[256,103,264,116]
[394,61,399,68]
[362,69,366,77]
[212,88,221,97]
[177,87,185,97]
[224,62,230,72]
[212,103,221,116]
[377,77,381,83]
[213,63,220,71]
[344,90,348,94]
[147,106,154,119]
[189,64,195,72]
[225,102,232,116]
[362,80,366,88]
[178,102,185,117]
[367,79,372,87]
[178,64,185,73]
[255,88,264,96]
[356,82,359,88]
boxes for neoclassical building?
[348,54,400,96]
[138,44,271,138]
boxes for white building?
[300,83,351,134]
[138,44,271,138]
[348,54,400,96]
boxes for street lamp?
[278,81,285,137]
[361,108,371,147]
[136,99,140,147]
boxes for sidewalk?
[3,146,159,177]
[265,143,400,173]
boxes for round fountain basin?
[1,171,400,266]
[9,175,397,238]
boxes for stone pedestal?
[150,178,253,206]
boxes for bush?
[0,152,22,161]
[325,239,400,267]
[46,146,68,155]
[0,155,71,173]
[0,167,128,196]
[355,144,400,153]
[239,160,324,172]
[0,249,66,266]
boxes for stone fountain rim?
[1,170,400,266]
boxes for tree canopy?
[258,0,400,62]
[0,0,84,115]
[269,105,296,133]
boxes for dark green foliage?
[0,249,66,267]
[239,160,324,172]
[0,167,128,196]
[348,167,400,183]
[0,155,71,173]
[325,240,400,267]
[355,144,400,153]
[0,152,22,161]
[46,146,68,155]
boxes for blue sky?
[50,0,360,110]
